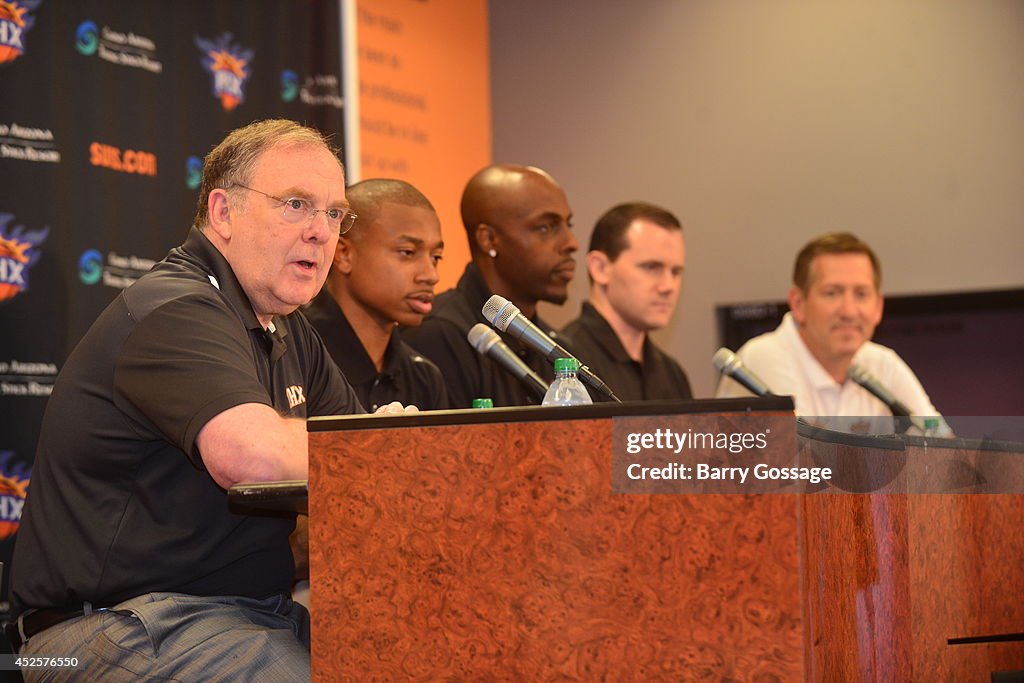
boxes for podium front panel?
[308,406,1024,680]
[309,411,803,680]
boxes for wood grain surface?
[310,416,802,681]
[309,416,1024,681]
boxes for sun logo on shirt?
[285,385,306,410]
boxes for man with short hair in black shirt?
[403,164,579,408]
[561,202,693,401]
[303,179,448,411]
[8,120,410,680]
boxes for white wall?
[489,0,1024,395]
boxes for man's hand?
[374,401,420,415]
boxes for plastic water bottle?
[542,357,593,406]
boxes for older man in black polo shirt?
[561,202,693,401]
[7,120,410,680]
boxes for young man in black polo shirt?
[403,164,579,408]
[8,120,411,680]
[303,179,448,411]
[561,202,693,401]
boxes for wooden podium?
[305,399,1024,681]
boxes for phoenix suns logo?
[0,213,49,302]
[195,32,253,111]
[0,0,39,65]
[0,452,29,540]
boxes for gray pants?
[19,592,310,682]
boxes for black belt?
[4,605,111,652]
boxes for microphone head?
[467,323,500,353]
[712,347,740,373]
[848,362,911,417]
[713,347,772,397]
[847,363,872,387]
[482,294,519,331]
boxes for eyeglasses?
[227,182,357,234]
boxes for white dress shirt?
[716,313,946,434]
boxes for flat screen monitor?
[716,288,1024,421]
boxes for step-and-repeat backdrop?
[0,0,348,608]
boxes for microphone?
[467,324,549,401]
[847,364,912,418]
[712,347,773,397]
[481,295,620,402]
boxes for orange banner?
[356,0,490,288]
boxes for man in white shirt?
[716,232,945,433]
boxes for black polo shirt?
[560,301,694,402]
[302,289,448,411]
[402,263,564,408]
[11,228,361,613]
